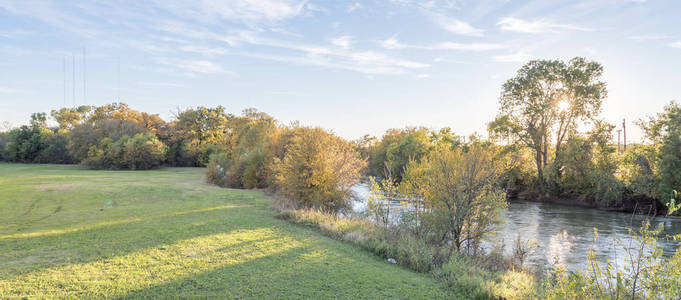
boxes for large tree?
[489,57,607,188]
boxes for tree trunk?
[535,150,544,190]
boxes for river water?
[350,184,681,271]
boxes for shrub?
[82,133,166,170]
[206,152,238,187]
[401,146,507,253]
[121,133,167,169]
[0,131,7,161]
[68,119,143,162]
[274,127,366,213]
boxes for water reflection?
[351,184,681,271]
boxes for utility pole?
[622,118,627,152]
[617,129,622,154]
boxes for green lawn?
[0,163,452,299]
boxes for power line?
[117,56,121,102]
[83,47,86,105]
[72,52,76,106]
[63,57,66,108]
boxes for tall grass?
[273,197,539,299]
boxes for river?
[350,184,681,271]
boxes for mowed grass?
[0,163,453,299]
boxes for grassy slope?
[0,164,453,299]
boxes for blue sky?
[1,0,680,141]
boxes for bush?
[68,119,143,162]
[82,133,166,170]
[274,127,366,213]
[121,133,167,169]
[401,146,507,253]
[4,125,73,164]
[206,152,238,187]
[0,131,7,161]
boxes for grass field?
[0,163,453,299]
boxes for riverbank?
[515,189,665,215]
[274,198,539,299]
[0,164,453,298]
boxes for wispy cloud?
[159,27,430,75]
[140,82,186,88]
[629,34,672,41]
[231,50,426,75]
[492,51,532,63]
[381,37,503,51]
[670,42,681,49]
[434,56,470,64]
[305,3,327,13]
[435,16,485,36]
[0,29,32,38]
[331,36,354,49]
[497,17,591,34]
[155,58,229,75]
[179,45,229,55]
[0,86,23,94]
[347,2,362,12]
[190,0,308,24]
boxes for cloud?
[435,16,485,36]
[0,29,32,38]
[415,74,430,79]
[140,82,185,87]
[434,56,470,64]
[381,37,401,50]
[155,58,229,75]
[231,51,425,75]
[193,0,308,24]
[305,3,327,12]
[331,36,354,49]
[0,1,426,77]
[670,42,681,49]
[161,31,430,75]
[629,34,672,41]
[380,37,503,51]
[497,17,591,34]
[0,86,19,93]
[493,51,531,63]
[347,2,362,12]
[179,45,229,55]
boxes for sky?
[1,0,680,142]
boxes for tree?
[639,101,681,206]
[402,146,506,253]
[370,127,433,181]
[205,109,277,188]
[489,57,607,189]
[51,106,92,130]
[167,106,232,166]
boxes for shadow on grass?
[115,241,453,299]
[1,227,304,298]
[0,204,262,279]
